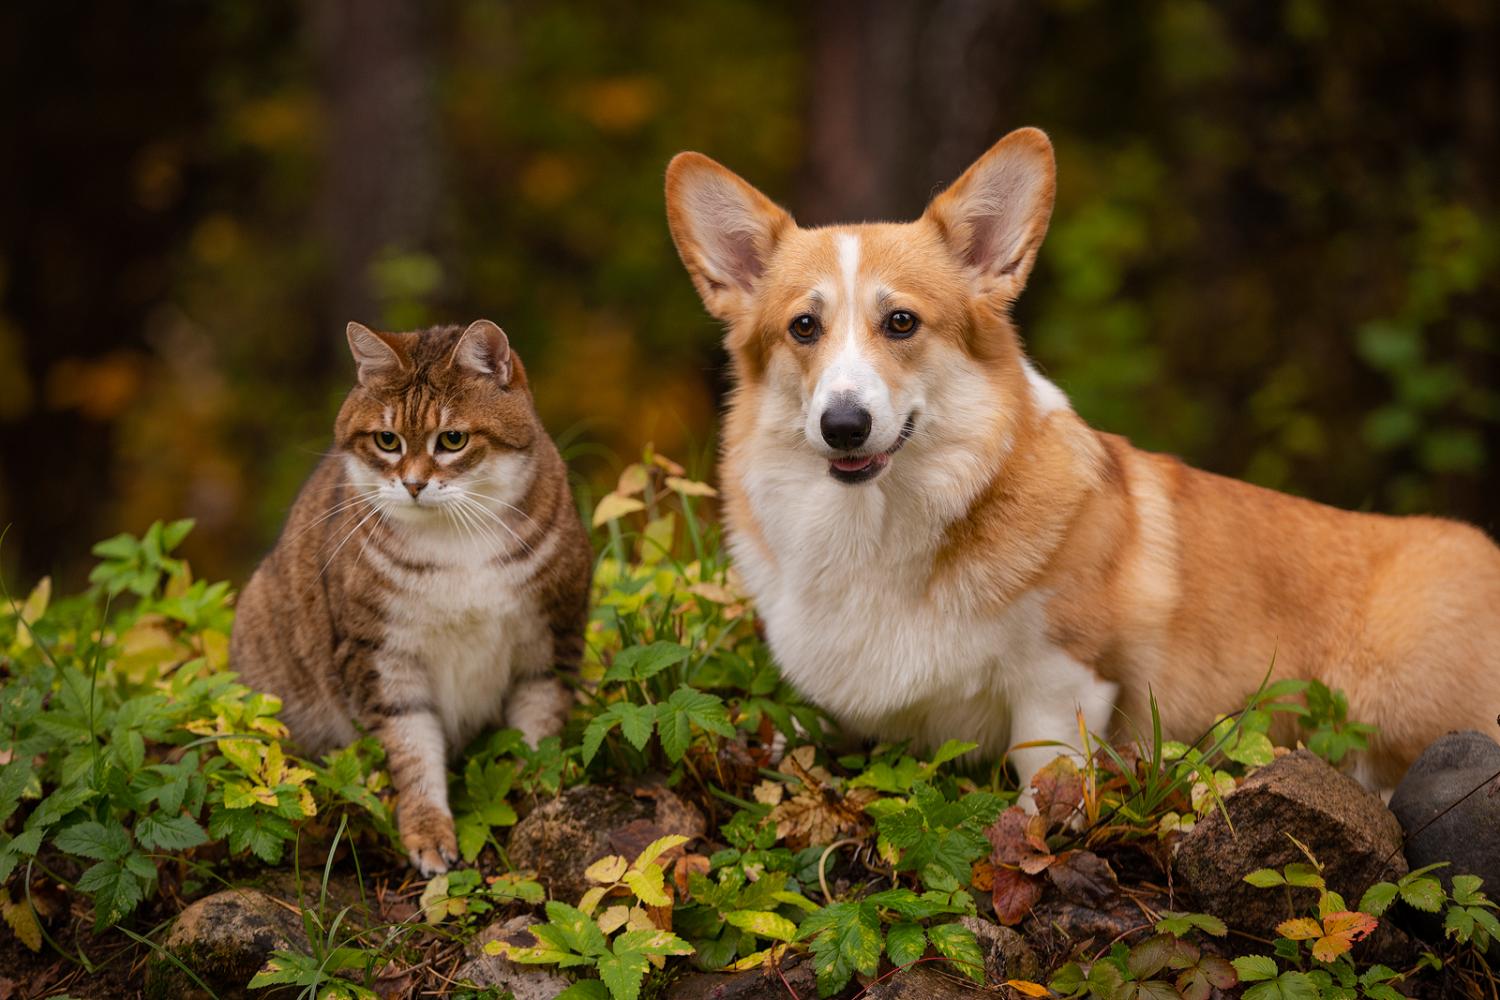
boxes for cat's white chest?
[378,547,551,751]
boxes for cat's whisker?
[316,501,386,583]
[455,490,540,531]
[453,492,531,555]
[285,490,384,542]
[451,494,508,556]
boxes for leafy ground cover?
[1,451,1497,999]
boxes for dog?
[663,126,1500,796]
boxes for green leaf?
[804,901,881,995]
[604,642,691,683]
[76,859,145,929]
[134,813,208,852]
[1358,882,1399,916]
[925,740,979,769]
[544,901,609,958]
[613,703,656,751]
[885,922,926,968]
[1244,869,1286,888]
[597,947,649,1000]
[724,910,798,943]
[554,983,610,1000]
[1398,876,1445,913]
[1232,956,1278,982]
[927,922,984,983]
[1282,864,1323,889]
[55,820,131,861]
[581,715,617,765]
[613,929,694,958]
[0,828,45,882]
[1450,874,1487,907]
[656,687,734,762]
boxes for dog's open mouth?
[829,414,916,484]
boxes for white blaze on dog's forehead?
[1022,358,1070,417]
[822,231,871,393]
[836,232,860,311]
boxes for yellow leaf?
[578,885,609,916]
[1276,917,1323,941]
[11,576,50,649]
[752,780,784,806]
[200,629,231,670]
[665,476,717,498]
[592,493,646,527]
[632,834,690,872]
[1005,981,1052,997]
[2,896,41,951]
[649,452,686,476]
[597,905,631,934]
[420,874,451,924]
[624,867,671,907]
[616,463,649,497]
[585,855,629,885]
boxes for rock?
[1174,750,1406,937]
[145,888,309,1000]
[666,955,820,999]
[1389,730,1500,896]
[453,915,571,1000]
[863,963,988,998]
[959,916,1041,985]
[1022,891,1166,969]
[508,784,705,903]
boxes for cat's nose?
[402,479,428,499]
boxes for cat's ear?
[665,152,794,321]
[922,127,1056,304]
[449,319,512,384]
[346,322,405,384]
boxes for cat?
[231,319,592,874]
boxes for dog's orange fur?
[666,128,1500,790]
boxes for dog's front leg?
[1006,652,1118,813]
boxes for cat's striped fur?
[231,320,591,874]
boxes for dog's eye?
[788,314,821,343]
[885,310,919,338]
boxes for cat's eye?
[885,310,919,338]
[373,431,402,452]
[437,430,469,452]
[789,314,820,344]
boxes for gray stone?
[1174,750,1406,937]
[454,915,570,1000]
[507,784,704,903]
[666,954,821,999]
[863,963,988,998]
[1389,730,1500,897]
[145,888,309,1000]
[959,916,1040,985]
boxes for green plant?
[488,834,695,1000]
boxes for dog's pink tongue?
[831,456,874,472]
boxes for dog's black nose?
[821,402,872,450]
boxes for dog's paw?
[399,803,458,876]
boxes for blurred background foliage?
[0,0,1495,588]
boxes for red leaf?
[1031,756,1084,826]
[992,867,1044,926]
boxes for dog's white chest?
[377,544,551,750]
[734,470,1051,757]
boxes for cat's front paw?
[399,802,458,876]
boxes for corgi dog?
[663,127,1500,795]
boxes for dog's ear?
[923,127,1056,303]
[665,153,795,322]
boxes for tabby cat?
[231,319,591,874]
